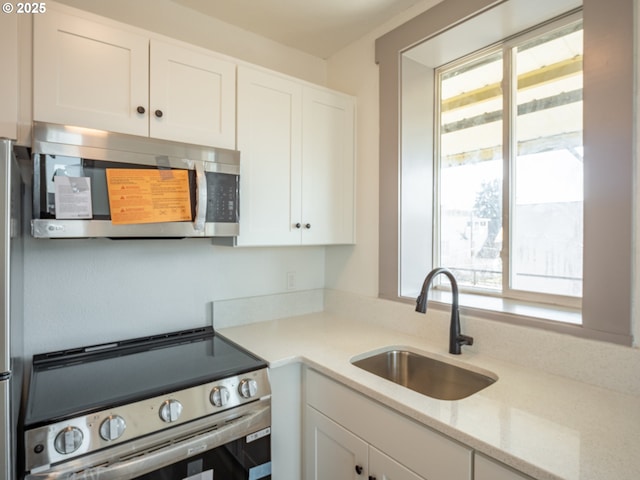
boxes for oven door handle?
[26,401,271,480]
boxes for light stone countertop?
[219,312,640,480]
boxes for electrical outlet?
[287,271,296,291]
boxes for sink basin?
[351,349,496,400]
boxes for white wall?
[324,0,442,297]
[24,237,325,355]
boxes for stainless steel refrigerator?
[1,138,24,479]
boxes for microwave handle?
[193,162,207,232]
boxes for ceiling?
[171,0,424,59]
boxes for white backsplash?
[212,289,324,329]
[22,236,326,357]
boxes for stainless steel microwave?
[30,122,240,239]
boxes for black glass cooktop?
[25,327,267,427]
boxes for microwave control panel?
[205,172,239,223]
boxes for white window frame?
[432,14,583,310]
[376,0,634,346]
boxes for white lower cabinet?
[474,454,534,480]
[306,406,369,480]
[304,368,472,480]
[306,406,424,480]
[370,446,425,480]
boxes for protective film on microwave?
[105,169,192,225]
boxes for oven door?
[25,400,271,480]
[135,431,271,480]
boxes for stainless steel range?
[22,327,271,479]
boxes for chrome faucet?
[415,267,474,355]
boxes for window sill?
[404,289,582,329]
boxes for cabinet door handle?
[305,223,311,229]
[136,106,146,114]
[294,223,301,229]
[155,109,164,118]
[355,465,363,475]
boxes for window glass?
[436,20,583,303]
[511,23,583,297]
[438,51,503,290]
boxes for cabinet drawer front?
[305,369,471,480]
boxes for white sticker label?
[54,176,93,219]
[246,427,271,443]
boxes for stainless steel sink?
[351,349,496,400]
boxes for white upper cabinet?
[236,66,356,246]
[33,8,236,148]
[31,4,354,245]
[369,446,426,480]
[302,87,355,245]
[149,39,236,149]
[236,66,303,246]
[33,9,149,137]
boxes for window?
[377,0,634,345]
[435,19,583,307]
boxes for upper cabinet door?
[33,9,149,136]
[149,40,236,149]
[301,87,356,245]
[236,66,303,246]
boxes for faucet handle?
[457,334,474,347]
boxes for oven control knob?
[210,386,230,407]
[99,415,127,441]
[238,378,258,399]
[159,399,183,423]
[54,426,84,455]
